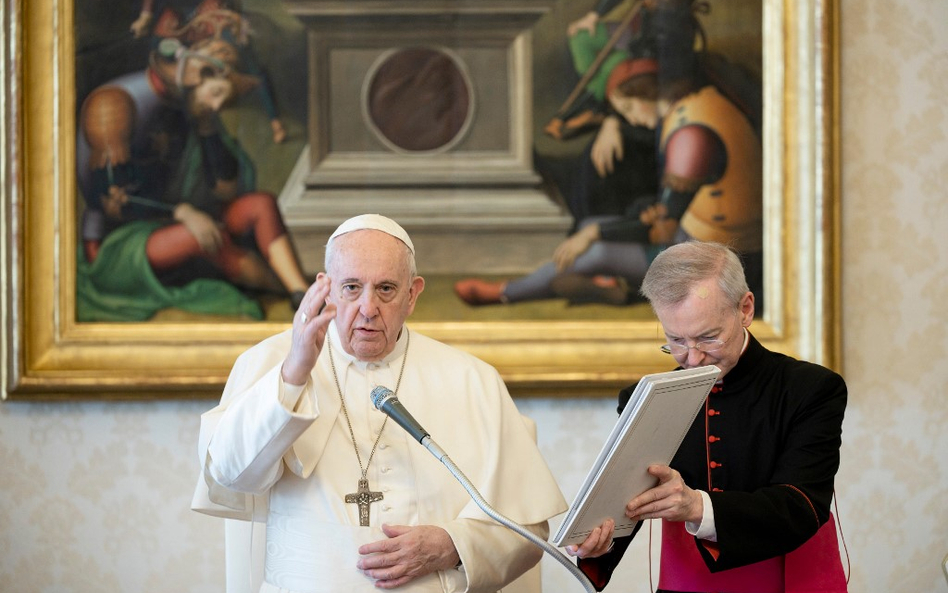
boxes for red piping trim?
[780,483,820,527]
[833,491,852,584]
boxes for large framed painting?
[1,0,839,399]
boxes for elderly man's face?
[322,230,424,361]
[653,279,754,379]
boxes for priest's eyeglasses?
[661,339,726,356]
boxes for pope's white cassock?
[192,321,568,593]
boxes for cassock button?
[708,408,719,416]
[382,504,391,511]
[710,461,722,469]
[709,435,720,443]
[381,467,391,473]
[379,443,388,450]
[712,487,724,492]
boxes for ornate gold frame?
[1,0,839,399]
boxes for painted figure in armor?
[76,22,307,321]
[130,0,287,143]
[455,0,764,310]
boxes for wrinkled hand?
[567,11,599,37]
[281,275,335,386]
[591,116,623,177]
[356,524,460,589]
[174,203,224,255]
[102,185,129,220]
[564,518,614,559]
[553,224,600,272]
[626,465,703,523]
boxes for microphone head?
[370,385,394,409]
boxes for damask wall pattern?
[835,0,948,590]
[2,0,948,591]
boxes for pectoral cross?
[345,478,384,527]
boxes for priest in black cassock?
[566,240,848,593]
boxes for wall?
[2,0,948,591]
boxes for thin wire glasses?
[660,339,726,356]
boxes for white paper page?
[552,365,720,546]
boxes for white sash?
[262,512,445,593]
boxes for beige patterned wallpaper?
[2,0,948,591]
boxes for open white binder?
[552,365,721,546]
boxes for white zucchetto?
[327,214,414,254]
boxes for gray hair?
[324,231,418,278]
[640,241,749,310]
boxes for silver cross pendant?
[345,478,384,527]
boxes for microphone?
[370,386,430,443]
[369,386,595,592]
[370,389,595,592]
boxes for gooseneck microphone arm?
[369,386,596,593]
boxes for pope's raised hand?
[282,275,336,386]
